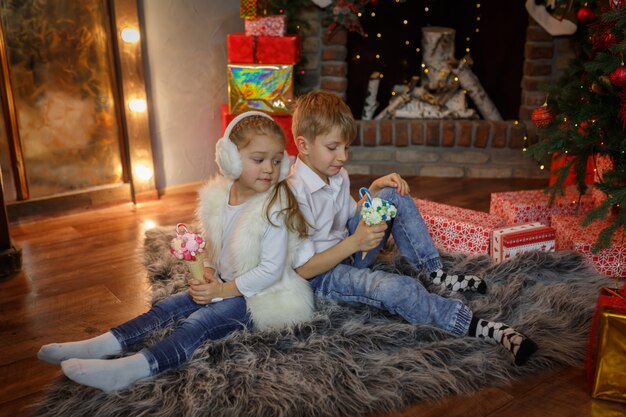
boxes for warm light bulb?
[128,98,147,112]
[121,27,140,43]
[143,219,157,230]
[134,163,153,181]
[356,54,361,59]
[403,20,408,24]
[371,12,376,17]
[377,33,382,38]
[424,7,429,12]
[375,54,380,59]
[405,40,410,45]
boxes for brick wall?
[293,9,575,179]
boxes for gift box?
[220,104,297,156]
[491,222,556,263]
[551,214,626,277]
[548,153,595,187]
[585,287,626,403]
[245,15,286,37]
[240,0,267,19]
[228,64,293,115]
[591,155,614,207]
[414,199,506,255]
[489,188,594,226]
[227,34,300,65]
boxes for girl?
[38,111,315,392]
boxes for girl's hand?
[189,275,223,304]
[369,173,410,196]
[351,220,387,253]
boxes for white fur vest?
[196,176,314,330]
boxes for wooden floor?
[2,176,625,417]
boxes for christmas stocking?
[526,0,577,36]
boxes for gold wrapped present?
[228,64,293,115]
[590,308,626,403]
[240,0,267,19]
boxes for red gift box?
[489,188,594,226]
[548,153,595,187]
[220,104,297,156]
[551,213,626,277]
[491,222,556,263]
[245,15,286,37]
[227,33,300,65]
[414,198,506,255]
[591,155,614,206]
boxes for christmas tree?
[526,0,626,250]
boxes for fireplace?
[294,4,575,179]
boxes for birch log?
[362,72,381,120]
[452,61,503,121]
[421,27,456,91]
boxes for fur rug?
[35,227,607,417]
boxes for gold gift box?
[228,64,293,115]
[591,309,626,403]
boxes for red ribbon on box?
[585,286,626,388]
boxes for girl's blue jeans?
[110,292,250,375]
[309,187,472,336]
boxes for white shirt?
[217,197,288,298]
[287,158,358,268]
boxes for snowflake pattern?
[414,198,505,255]
[552,214,626,277]
[490,188,595,226]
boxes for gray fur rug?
[35,227,607,417]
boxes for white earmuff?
[216,111,287,180]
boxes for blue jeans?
[309,187,472,336]
[110,292,250,375]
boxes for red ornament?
[531,104,555,128]
[577,6,595,24]
[609,64,626,87]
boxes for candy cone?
[184,252,205,283]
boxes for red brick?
[321,46,347,62]
[442,122,456,147]
[410,121,425,145]
[523,60,552,77]
[521,76,552,91]
[321,77,347,93]
[509,123,526,149]
[522,91,548,107]
[379,120,393,145]
[322,62,347,77]
[323,28,348,45]
[352,121,363,146]
[518,106,533,122]
[525,43,553,60]
[362,121,377,146]
[457,121,473,147]
[474,123,491,148]
[492,121,509,148]
[526,125,539,146]
[526,26,553,42]
[394,121,409,146]
[426,121,440,146]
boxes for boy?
[287,91,537,366]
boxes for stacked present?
[490,188,594,226]
[590,155,614,206]
[551,214,626,277]
[491,222,556,264]
[414,198,506,255]
[585,287,626,403]
[227,1,299,115]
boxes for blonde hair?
[292,90,356,144]
[229,115,308,237]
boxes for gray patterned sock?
[430,269,487,293]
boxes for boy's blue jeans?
[110,292,250,375]
[309,187,472,336]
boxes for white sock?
[38,331,122,365]
[61,353,151,393]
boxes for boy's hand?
[350,220,387,253]
[189,274,223,304]
[369,173,410,196]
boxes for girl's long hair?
[229,116,308,237]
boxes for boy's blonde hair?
[292,90,356,144]
[228,115,308,238]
